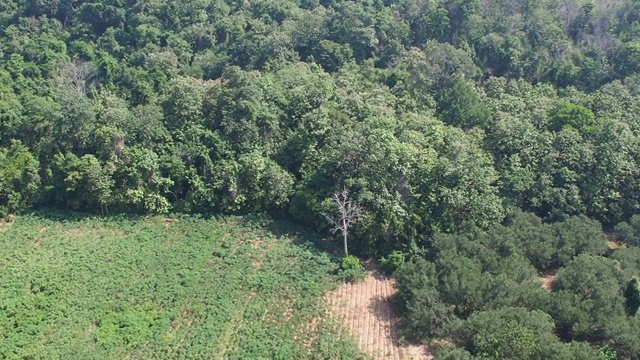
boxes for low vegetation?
[0,212,363,359]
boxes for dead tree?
[322,188,364,256]
[56,60,97,97]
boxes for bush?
[339,255,366,283]
[615,215,640,246]
[341,255,362,270]
[380,251,405,274]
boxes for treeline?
[2,0,640,253]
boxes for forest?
[1,0,640,358]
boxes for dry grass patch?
[540,270,558,292]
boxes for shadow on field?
[27,208,347,263]
[27,208,142,224]
[253,214,347,260]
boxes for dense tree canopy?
[1,0,640,356]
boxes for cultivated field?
[325,262,432,360]
[0,212,364,359]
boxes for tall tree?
[321,188,364,256]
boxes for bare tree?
[322,188,364,256]
[56,60,97,97]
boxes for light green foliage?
[113,147,173,214]
[548,102,597,134]
[380,250,405,274]
[341,255,362,270]
[339,255,366,283]
[446,306,611,360]
[450,307,554,356]
[472,319,540,359]
[0,141,41,217]
[0,213,363,359]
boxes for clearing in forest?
[325,262,432,360]
[540,271,559,292]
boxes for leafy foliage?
[3,0,640,356]
[0,213,363,359]
[394,212,639,358]
[338,255,366,283]
[380,250,405,275]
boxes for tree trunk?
[343,217,348,256]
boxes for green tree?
[616,41,640,77]
[550,254,626,340]
[395,257,452,340]
[548,102,596,134]
[437,77,492,129]
[0,141,41,217]
[625,277,640,316]
[448,307,560,359]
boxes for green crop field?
[0,212,363,359]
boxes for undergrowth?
[0,211,364,359]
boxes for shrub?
[339,255,366,283]
[548,102,596,134]
[341,255,362,270]
[615,215,640,246]
[380,251,405,274]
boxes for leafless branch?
[321,188,364,256]
[56,60,98,97]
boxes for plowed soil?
[325,263,432,360]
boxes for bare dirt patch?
[540,271,558,292]
[250,236,264,249]
[608,241,625,250]
[325,263,432,359]
[606,233,625,250]
[0,217,15,232]
[163,218,179,227]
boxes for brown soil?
[163,218,179,227]
[325,264,432,359]
[606,232,625,250]
[540,271,558,292]
[0,217,15,232]
[608,241,624,250]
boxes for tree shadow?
[259,214,347,260]
[27,207,143,224]
[368,294,394,323]
[368,293,434,357]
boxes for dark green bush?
[380,251,405,274]
[615,215,640,246]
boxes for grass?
[0,211,364,359]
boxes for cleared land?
[325,262,432,360]
[0,212,363,359]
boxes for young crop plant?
[0,212,364,359]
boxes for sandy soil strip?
[325,266,432,359]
